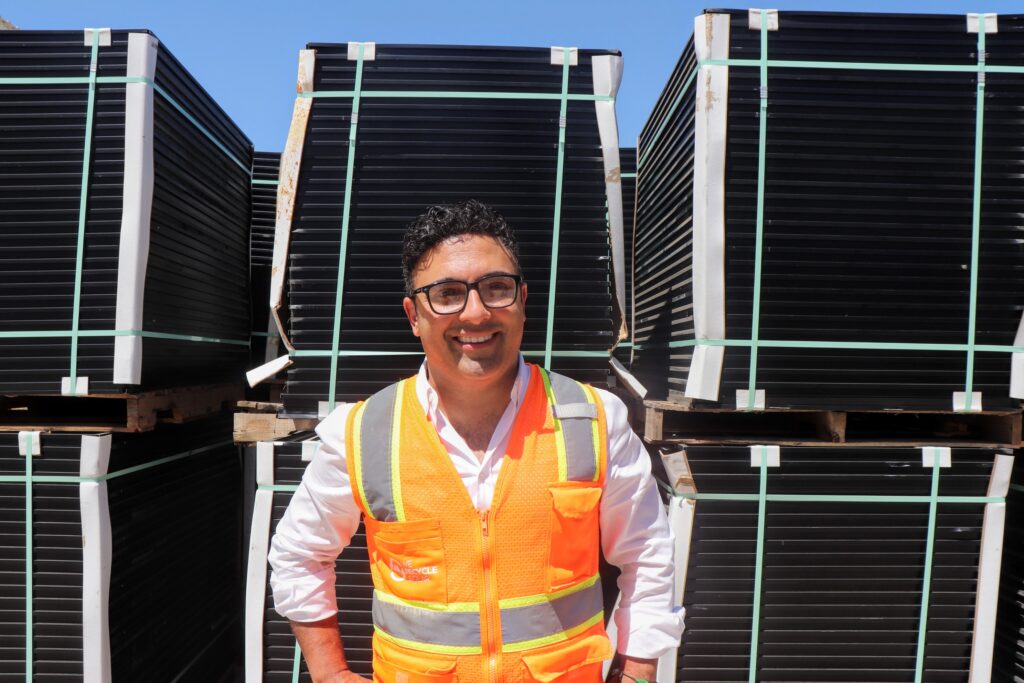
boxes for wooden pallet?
[233,401,317,444]
[0,383,243,433]
[644,399,1023,447]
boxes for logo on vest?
[389,558,438,583]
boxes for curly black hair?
[402,199,521,294]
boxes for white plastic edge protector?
[736,389,766,411]
[347,42,377,61]
[318,401,332,420]
[659,495,694,683]
[920,446,952,468]
[747,9,779,31]
[246,442,277,683]
[61,376,89,396]
[550,46,579,66]
[968,453,1013,682]
[18,431,42,456]
[685,13,730,401]
[1009,309,1024,398]
[608,357,648,399]
[267,50,316,356]
[301,440,321,462]
[967,13,999,33]
[79,434,112,683]
[591,55,627,338]
[953,391,983,412]
[750,444,780,467]
[113,33,158,385]
[247,354,292,388]
[83,28,112,47]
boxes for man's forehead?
[413,234,515,277]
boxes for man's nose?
[459,288,491,322]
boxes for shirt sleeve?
[268,404,363,622]
[594,388,686,659]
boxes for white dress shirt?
[269,356,685,659]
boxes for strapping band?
[745,12,769,411]
[543,48,572,371]
[748,444,768,683]
[298,90,613,102]
[963,18,987,411]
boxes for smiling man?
[269,200,684,683]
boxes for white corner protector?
[245,488,275,683]
[609,357,647,399]
[318,401,332,420]
[969,500,1004,682]
[550,46,579,66]
[685,345,725,401]
[301,440,321,462]
[347,42,376,61]
[736,389,765,411]
[921,446,952,469]
[591,54,626,332]
[255,441,275,487]
[988,453,1014,498]
[297,48,316,93]
[18,431,42,457]
[62,376,90,396]
[79,434,112,478]
[1009,309,1024,398]
[80,472,113,683]
[750,445,780,468]
[83,28,112,47]
[952,391,983,412]
[247,354,292,388]
[748,9,779,31]
[967,13,998,33]
[113,32,159,385]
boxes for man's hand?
[289,616,371,683]
[607,654,659,683]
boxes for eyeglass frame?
[409,273,524,315]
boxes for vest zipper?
[480,510,499,683]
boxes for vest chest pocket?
[546,482,602,592]
[366,517,448,604]
[372,636,458,683]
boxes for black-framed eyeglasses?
[411,273,523,315]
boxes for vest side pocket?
[546,482,602,592]
[372,636,459,683]
[520,631,613,683]
[367,517,448,604]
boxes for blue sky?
[10,1,1021,151]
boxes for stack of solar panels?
[632,10,1024,410]
[267,43,626,416]
[0,29,252,395]
[245,434,373,681]
[994,454,1024,682]
[613,147,636,368]
[669,445,1011,682]
[250,151,281,377]
[0,417,241,680]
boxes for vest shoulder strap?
[350,379,404,522]
[541,369,606,484]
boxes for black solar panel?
[251,151,281,379]
[994,454,1024,682]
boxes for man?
[269,200,684,683]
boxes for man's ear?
[403,296,421,337]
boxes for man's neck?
[428,363,519,458]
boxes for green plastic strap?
[251,179,280,186]
[258,484,300,492]
[327,45,367,414]
[24,433,34,682]
[672,491,1000,504]
[914,453,942,683]
[0,329,249,346]
[292,640,303,682]
[642,338,1024,354]
[698,57,1024,74]
[963,20,987,412]
[619,172,637,179]
[543,49,572,372]
[298,90,613,102]
[67,31,102,396]
[748,445,768,683]
[745,12,770,411]
[637,67,699,170]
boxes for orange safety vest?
[345,363,613,683]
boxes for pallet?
[0,383,243,433]
[233,402,317,444]
[644,400,1023,447]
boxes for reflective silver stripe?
[358,381,400,521]
[547,371,600,482]
[501,579,604,647]
[372,595,482,648]
[371,579,604,650]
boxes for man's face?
[403,234,527,389]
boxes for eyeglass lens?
[428,275,518,314]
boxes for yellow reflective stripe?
[374,626,483,655]
[540,368,568,482]
[580,383,602,482]
[374,589,479,613]
[501,612,604,653]
[350,403,373,518]
[498,573,600,610]
[390,380,406,522]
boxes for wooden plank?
[660,447,695,494]
[644,404,664,442]
[233,412,317,444]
